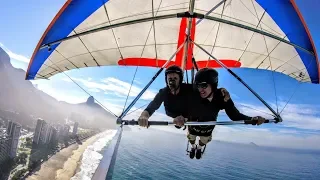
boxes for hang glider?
[25,0,320,179]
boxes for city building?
[63,124,70,137]
[72,122,79,135]
[50,127,58,144]
[33,118,58,145]
[33,118,45,144]
[6,121,21,158]
[39,122,50,144]
[52,124,64,141]
[0,133,10,165]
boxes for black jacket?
[144,83,194,118]
[144,85,252,136]
[187,88,252,136]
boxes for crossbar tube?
[40,13,178,49]
[117,119,279,126]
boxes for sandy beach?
[26,134,100,180]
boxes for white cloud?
[61,78,72,82]
[134,78,142,85]
[212,126,320,150]
[62,77,157,100]
[100,101,125,116]
[62,77,101,93]
[230,93,240,99]
[88,88,100,93]
[277,129,299,134]
[102,77,156,100]
[32,80,87,104]
[0,42,30,63]
[235,101,320,131]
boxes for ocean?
[72,128,320,180]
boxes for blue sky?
[1,0,320,150]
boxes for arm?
[144,89,165,116]
[223,99,252,121]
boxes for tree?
[11,169,27,180]
[14,152,28,165]
[25,137,33,148]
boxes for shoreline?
[73,153,83,176]
[26,133,100,180]
[55,134,99,179]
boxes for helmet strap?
[170,84,180,95]
[204,90,213,99]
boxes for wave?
[71,130,117,180]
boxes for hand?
[251,116,266,125]
[138,111,150,128]
[173,115,185,127]
[221,88,230,102]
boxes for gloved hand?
[173,115,185,127]
[251,116,266,125]
[221,88,230,102]
[138,110,150,128]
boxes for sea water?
[72,128,320,180]
[111,129,320,180]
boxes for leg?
[195,135,212,159]
[187,133,197,159]
[199,135,212,146]
[187,133,197,147]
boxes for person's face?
[166,73,180,90]
[196,82,212,98]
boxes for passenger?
[178,68,267,159]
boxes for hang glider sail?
[25,0,320,179]
[26,0,319,83]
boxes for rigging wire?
[47,57,118,118]
[122,67,139,114]
[264,38,279,114]
[236,103,275,117]
[187,0,225,58]
[235,9,266,67]
[185,69,189,84]
[121,0,163,116]
[126,103,149,116]
[250,1,279,114]
[206,0,226,68]
[279,56,315,114]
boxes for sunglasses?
[196,82,208,89]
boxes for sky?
[1,0,320,150]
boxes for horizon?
[1,0,320,151]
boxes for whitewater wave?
[71,129,117,180]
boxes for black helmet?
[194,68,218,91]
[165,65,183,85]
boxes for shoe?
[196,148,202,159]
[189,147,196,159]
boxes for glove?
[221,88,231,102]
[173,115,185,127]
[138,110,150,128]
[251,116,266,125]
